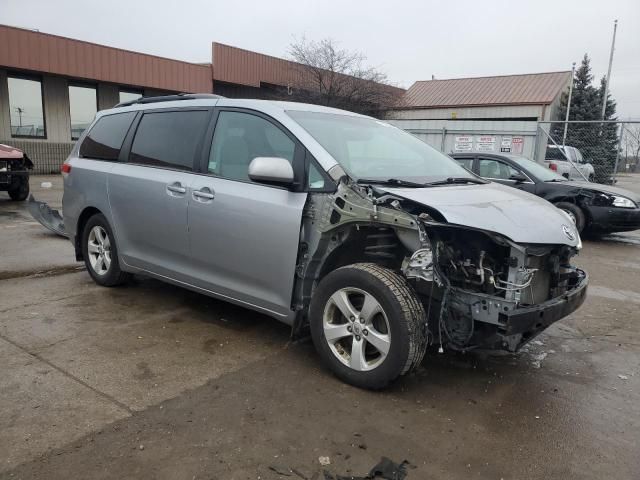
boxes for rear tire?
[8,178,29,201]
[555,202,586,233]
[81,213,131,287]
[309,263,427,390]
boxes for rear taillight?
[549,163,557,172]
[61,163,71,174]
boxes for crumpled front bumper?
[500,268,588,344]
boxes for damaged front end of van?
[293,175,588,353]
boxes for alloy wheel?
[322,287,391,371]
[87,226,111,276]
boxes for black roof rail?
[114,93,225,108]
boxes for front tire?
[81,213,131,287]
[310,263,427,389]
[555,202,586,233]
[8,178,29,201]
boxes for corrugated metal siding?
[212,42,309,88]
[387,118,539,159]
[0,25,212,93]
[386,105,544,121]
[212,42,406,97]
[396,72,571,109]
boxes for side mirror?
[248,157,294,186]
[509,173,528,183]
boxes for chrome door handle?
[167,183,187,194]
[193,188,215,200]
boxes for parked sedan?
[451,152,640,233]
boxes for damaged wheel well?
[75,207,102,260]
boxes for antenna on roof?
[431,75,436,80]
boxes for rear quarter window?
[79,112,136,161]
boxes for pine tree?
[550,54,619,182]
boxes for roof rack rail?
[115,93,225,108]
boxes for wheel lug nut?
[355,335,361,341]
[359,318,364,323]
[350,316,355,321]
[347,326,352,332]
[363,329,368,336]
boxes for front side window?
[478,158,519,180]
[209,111,295,182]
[8,76,45,138]
[287,110,472,183]
[130,110,209,171]
[79,112,136,161]
[69,84,97,140]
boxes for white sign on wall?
[476,136,496,152]
[454,135,473,152]
[500,136,513,153]
[512,136,524,154]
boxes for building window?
[119,89,143,104]
[8,76,46,138]
[69,84,98,140]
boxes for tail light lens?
[549,163,557,172]
[61,162,71,174]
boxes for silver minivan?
[62,95,588,389]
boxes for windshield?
[509,155,567,182]
[287,111,474,183]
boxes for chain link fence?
[535,121,640,188]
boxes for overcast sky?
[4,0,639,118]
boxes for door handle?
[167,182,187,194]
[193,187,215,201]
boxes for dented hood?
[381,182,580,246]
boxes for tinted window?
[69,84,97,140]
[8,76,45,138]
[209,111,295,182]
[478,158,520,180]
[79,112,136,160]
[130,110,209,171]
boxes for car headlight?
[611,195,637,209]
[593,193,637,209]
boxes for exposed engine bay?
[294,176,588,352]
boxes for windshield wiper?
[425,177,486,186]
[356,178,426,188]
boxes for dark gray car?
[61,95,588,389]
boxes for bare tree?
[622,124,640,172]
[286,38,402,117]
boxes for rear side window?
[79,112,136,160]
[129,110,209,171]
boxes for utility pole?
[562,62,576,146]
[600,19,618,120]
[15,107,24,126]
